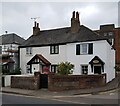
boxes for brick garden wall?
[48,74,106,91]
[11,73,40,90]
[11,72,106,91]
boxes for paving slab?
[1,87,35,95]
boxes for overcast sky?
[1,1,119,39]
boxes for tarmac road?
[53,88,120,104]
[2,93,71,104]
[2,90,119,105]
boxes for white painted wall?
[20,40,115,82]
[66,40,115,82]
[20,45,67,74]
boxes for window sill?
[50,53,59,55]
[76,54,93,55]
[26,54,33,56]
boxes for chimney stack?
[71,11,80,33]
[33,21,40,35]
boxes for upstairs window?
[50,45,59,54]
[26,47,32,55]
[76,43,93,55]
[80,44,88,54]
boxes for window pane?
[80,44,87,54]
[81,65,88,75]
[51,46,54,53]
[51,66,54,72]
[26,47,32,55]
[26,48,28,54]
[51,65,58,73]
[30,48,32,54]
[55,46,58,53]
[50,45,59,54]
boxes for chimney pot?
[37,23,39,28]
[34,21,37,27]
[72,11,75,18]
[71,11,80,33]
[76,11,79,21]
[33,22,40,35]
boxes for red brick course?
[11,73,40,90]
[48,74,106,91]
[114,28,120,66]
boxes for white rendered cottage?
[19,11,115,82]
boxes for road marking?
[51,98,86,104]
[2,92,85,104]
[53,94,91,98]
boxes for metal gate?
[40,74,48,88]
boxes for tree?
[57,62,74,75]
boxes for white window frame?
[50,45,59,54]
[81,65,88,75]
[51,65,58,73]
[26,47,32,55]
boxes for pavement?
[1,76,120,99]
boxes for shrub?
[11,67,21,75]
[2,67,21,75]
[57,62,74,75]
[2,69,10,75]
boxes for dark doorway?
[40,74,48,88]
[94,66,101,74]
[2,77,5,87]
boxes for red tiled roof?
[4,49,18,53]
[0,59,14,63]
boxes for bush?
[2,69,10,75]
[57,62,74,75]
[10,67,21,75]
[2,67,21,75]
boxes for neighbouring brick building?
[95,24,120,67]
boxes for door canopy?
[89,56,105,72]
[27,54,51,65]
[89,56,105,65]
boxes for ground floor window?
[51,65,58,73]
[26,65,31,73]
[81,65,88,75]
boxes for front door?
[94,66,101,74]
[32,64,40,73]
